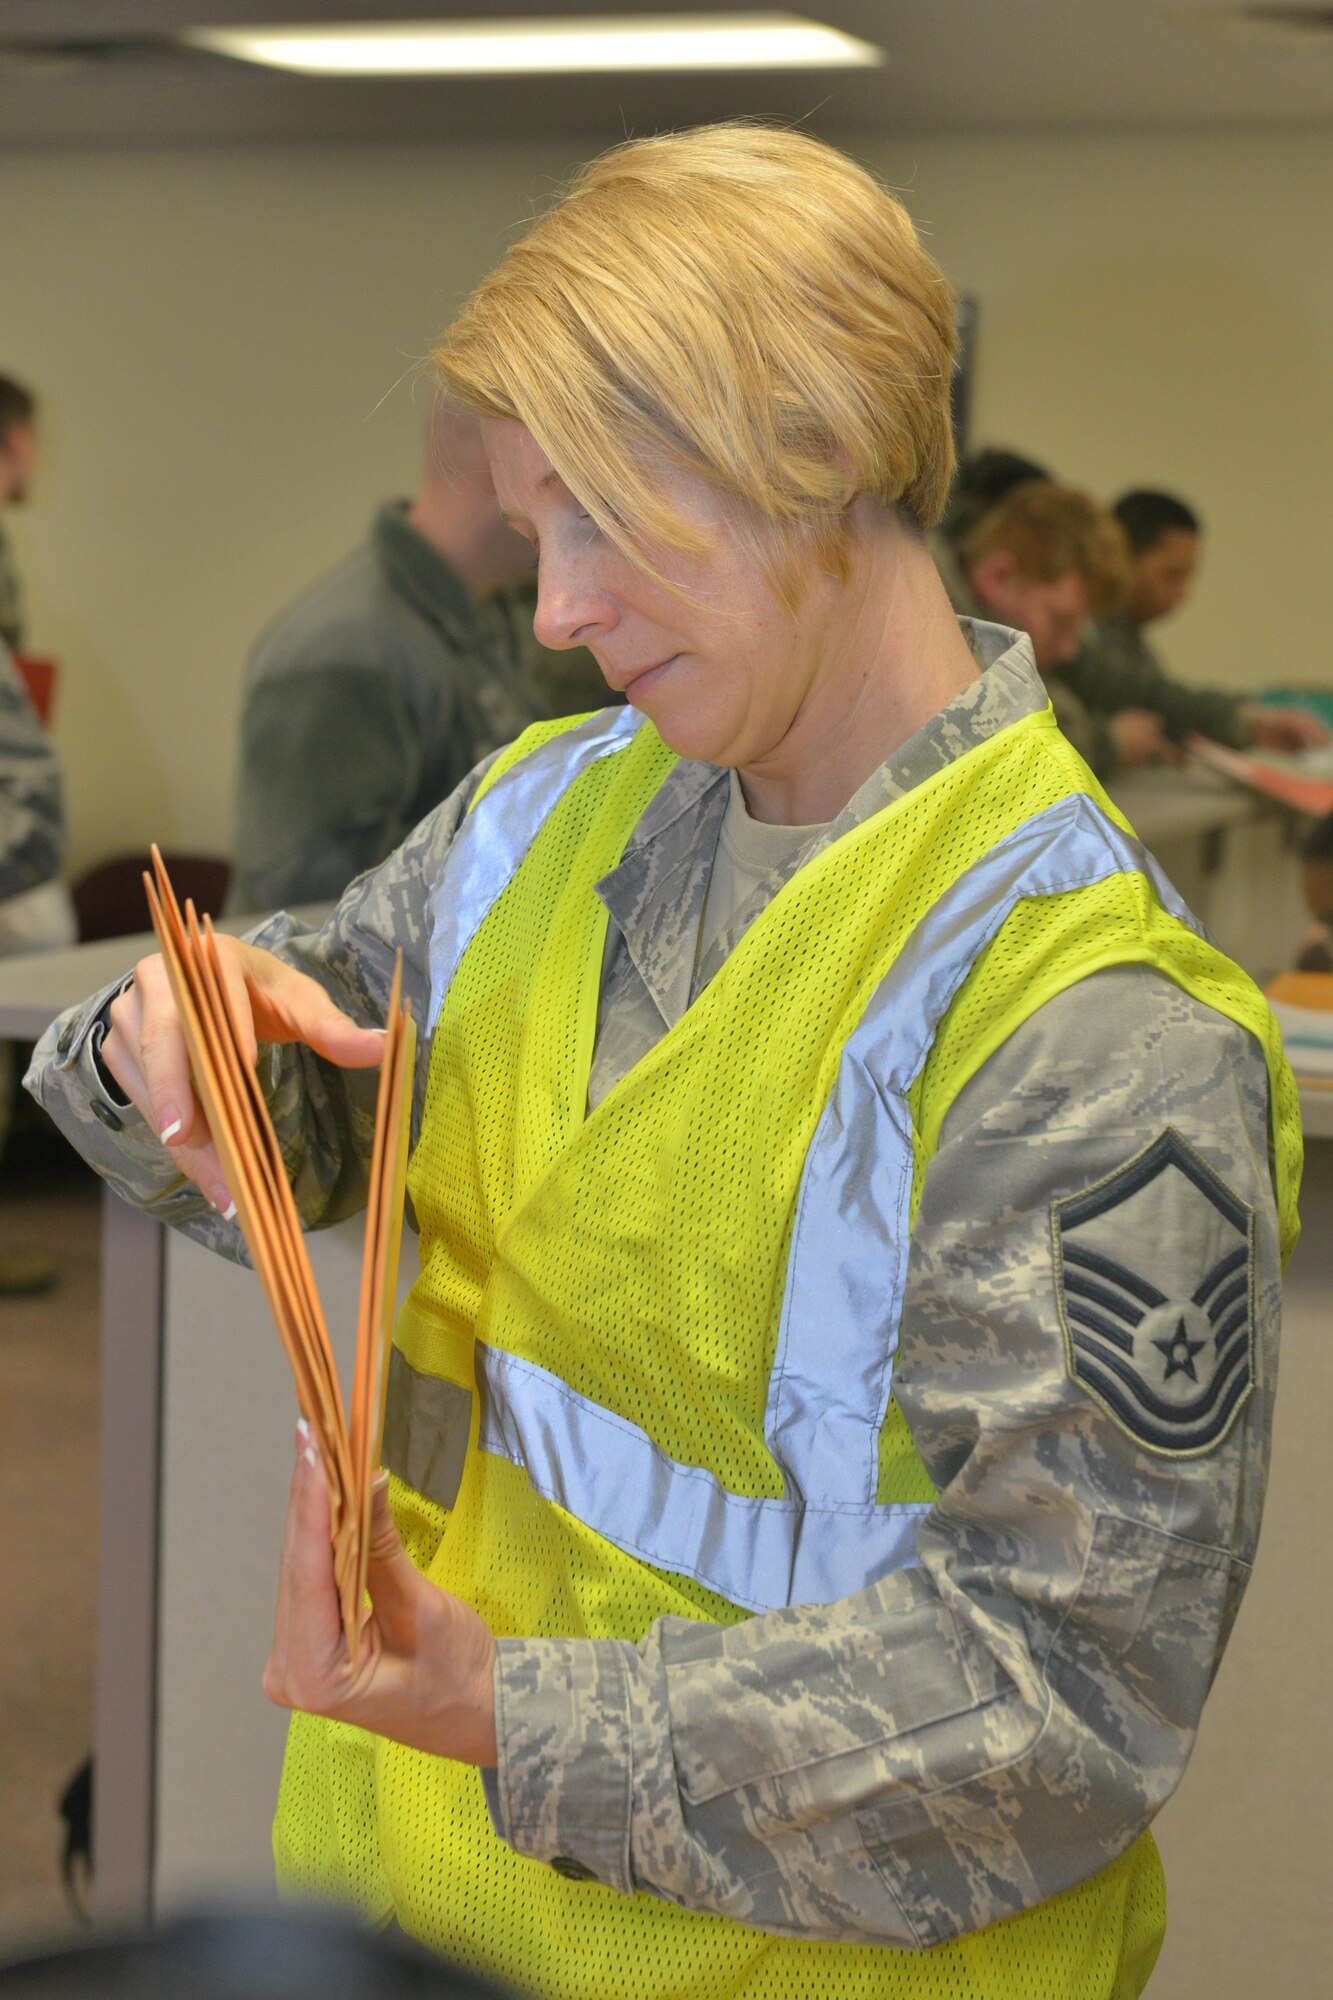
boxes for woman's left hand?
[263,1428,498,1768]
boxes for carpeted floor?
[0,1107,100,1957]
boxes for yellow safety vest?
[274,703,1300,2000]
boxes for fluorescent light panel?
[183,15,886,76]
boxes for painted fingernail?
[302,1445,318,1469]
[296,1417,310,1447]
[210,1187,235,1219]
[159,1114,183,1143]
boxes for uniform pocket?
[1044,1509,1243,1733]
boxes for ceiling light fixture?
[1163,4,1333,47]
[181,15,885,77]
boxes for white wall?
[1,141,577,877]
[870,125,1333,705]
[2,125,1330,877]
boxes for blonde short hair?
[434,123,958,608]
[961,482,1129,616]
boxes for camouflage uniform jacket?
[232,500,589,915]
[1075,609,1247,749]
[0,639,65,903]
[0,518,23,653]
[26,624,1284,1949]
[927,531,1118,778]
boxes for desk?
[0,911,344,1925]
[1109,764,1308,985]
[2,873,1329,1988]
[0,909,330,1041]
[1110,763,1260,848]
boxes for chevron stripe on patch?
[1052,1127,1255,1458]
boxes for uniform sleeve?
[0,528,25,653]
[1064,635,1246,750]
[23,756,497,1261]
[232,665,427,914]
[1143,676,1245,750]
[1043,670,1116,778]
[0,641,64,902]
[485,965,1283,1946]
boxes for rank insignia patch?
[1052,1127,1255,1457]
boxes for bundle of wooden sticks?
[144,846,416,1663]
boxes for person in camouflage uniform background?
[930,480,1179,777]
[940,456,1328,765]
[1080,489,1328,756]
[0,377,72,1294]
[0,636,71,1296]
[231,400,608,916]
[0,376,38,656]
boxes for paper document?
[1187,736,1333,818]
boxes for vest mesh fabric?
[912,868,1301,1261]
[273,705,1297,1998]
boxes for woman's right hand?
[103,937,388,1213]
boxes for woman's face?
[482,419,846,772]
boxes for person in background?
[939,444,1051,549]
[0,633,70,1295]
[0,642,67,929]
[932,480,1178,774]
[1074,490,1328,755]
[0,383,78,967]
[231,400,605,914]
[0,377,76,1293]
[0,375,38,654]
[30,123,1298,2000]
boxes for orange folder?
[144,847,415,1664]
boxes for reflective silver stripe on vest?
[427,705,646,1032]
[764,792,1203,1525]
[474,1340,928,1616]
[468,792,1203,1612]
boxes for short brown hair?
[435,123,959,609]
[961,482,1128,614]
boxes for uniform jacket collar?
[596,624,1044,1027]
[373,500,490,647]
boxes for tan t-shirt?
[694,769,830,976]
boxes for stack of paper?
[1187,735,1333,818]
[144,847,416,1661]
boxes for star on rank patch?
[1052,1127,1255,1457]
